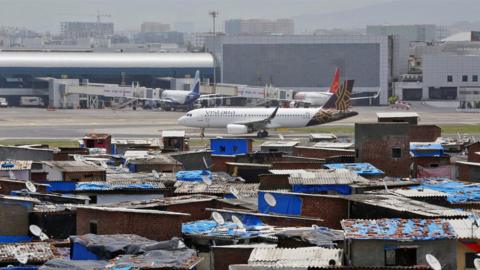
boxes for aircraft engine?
[227,124,249,134]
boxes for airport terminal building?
[0,52,214,105]
[207,35,409,105]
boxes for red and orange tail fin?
[329,67,340,94]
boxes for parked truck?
[20,96,45,107]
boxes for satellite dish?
[152,170,160,179]
[264,193,277,207]
[73,155,85,161]
[29,225,42,237]
[201,175,212,185]
[25,181,36,193]
[212,211,224,225]
[39,232,49,241]
[229,186,240,199]
[232,215,245,229]
[177,239,186,249]
[278,134,285,140]
[474,258,480,270]
[426,254,442,270]
[8,171,16,180]
[14,252,28,265]
[312,224,319,230]
[100,161,108,169]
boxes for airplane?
[177,80,358,138]
[290,68,380,107]
[156,70,201,111]
[290,68,340,108]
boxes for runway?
[0,102,479,139]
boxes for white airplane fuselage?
[178,107,316,128]
[293,92,332,107]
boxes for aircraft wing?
[233,107,279,131]
[350,88,381,100]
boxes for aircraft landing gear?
[257,130,269,138]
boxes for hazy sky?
[0,0,391,32]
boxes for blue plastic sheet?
[0,235,32,243]
[76,182,157,191]
[411,179,480,203]
[176,170,211,182]
[258,192,303,216]
[292,184,352,195]
[182,219,263,238]
[47,181,77,192]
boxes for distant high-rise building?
[61,21,114,40]
[225,19,294,35]
[366,24,436,43]
[174,22,195,33]
[141,22,171,33]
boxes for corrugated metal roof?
[341,218,456,240]
[43,161,104,172]
[324,163,384,176]
[0,160,32,171]
[392,188,448,198]
[174,182,259,198]
[103,194,217,208]
[288,169,368,185]
[75,205,190,216]
[0,52,214,68]
[0,242,57,264]
[260,141,299,147]
[448,219,480,239]
[348,194,469,217]
[76,181,166,191]
[248,247,343,267]
[312,142,354,149]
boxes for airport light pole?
[209,10,219,90]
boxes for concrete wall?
[0,146,54,161]
[355,123,411,177]
[0,203,30,235]
[350,239,456,270]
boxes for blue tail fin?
[190,70,200,95]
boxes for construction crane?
[96,12,111,23]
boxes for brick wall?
[271,161,324,170]
[76,208,187,241]
[468,142,480,162]
[299,195,349,229]
[293,147,354,159]
[356,123,411,177]
[64,171,106,182]
[457,163,480,182]
[409,125,441,142]
[213,246,254,270]
[0,180,47,195]
[211,155,236,172]
[258,174,291,190]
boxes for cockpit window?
[186,113,192,117]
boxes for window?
[447,75,453,82]
[474,75,478,82]
[89,221,98,234]
[385,247,417,266]
[392,147,402,158]
[463,75,468,82]
[219,145,226,153]
[232,145,238,152]
[466,252,476,269]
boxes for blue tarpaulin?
[176,170,211,182]
[411,179,480,203]
[71,242,101,260]
[292,184,352,195]
[46,181,77,192]
[258,192,303,216]
[324,163,384,176]
[0,235,32,243]
[182,218,264,238]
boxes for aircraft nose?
[177,116,186,125]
